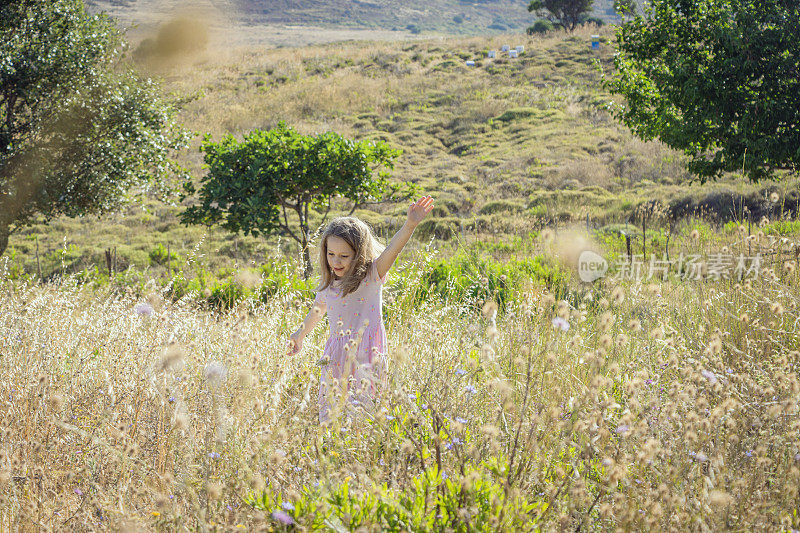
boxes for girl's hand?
[406,195,434,228]
[287,331,303,356]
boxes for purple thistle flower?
[272,510,295,525]
[134,303,154,316]
[551,317,569,332]
[701,369,717,384]
[455,368,467,376]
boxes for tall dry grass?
[1,229,799,530]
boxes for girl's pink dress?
[314,260,388,422]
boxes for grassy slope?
[86,0,621,34]
[5,26,797,279]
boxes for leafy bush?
[247,460,544,531]
[527,19,555,34]
[403,249,568,310]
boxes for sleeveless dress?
[314,260,388,423]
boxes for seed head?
[205,481,222,500]
[611,286,625,305]
[481,300,498,321]
[204,362,228,387]
[158,344,185,373]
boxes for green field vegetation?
[5,26,799,282]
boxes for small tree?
[0,0,187,257]
[606,0,800,182]
[180,123,413,278]
[528,0,594,32]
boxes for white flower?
[551,317,570,332]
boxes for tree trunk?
[0,225,9,258]
[297,197,313,279]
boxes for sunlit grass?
[1,224,799,530]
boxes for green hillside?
[85,0,620,34]
[4,26,797,281]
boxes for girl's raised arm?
[375,195,434,280]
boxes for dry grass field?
[2,224,800,530]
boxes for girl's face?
[326,235,355,278]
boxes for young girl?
[287,195,434,423]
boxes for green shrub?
[478,200,524,215]
[247,460,544,531]
[527,19,555,34]
[148,243,179,266]
[407,249,568,310]
[494,108,538,122]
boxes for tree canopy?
[180,123,413,277]
[528,0,594,32]
[606,0,800,182]
[0,0,187,256]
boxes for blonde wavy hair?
[317,217,385,297]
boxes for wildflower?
[208,452,221,460]
[454,368,467,376]
[694,452,708,462]
[552,317,569,332]
[204,362,227,387]
[628,318,642,332]
[464,384,477,394]
[281,501,295,511]
[272,510,295,525]
[650,326,664,340]
[769,191,780,203]
[615,424,630,435]
[455,417,468,424]
[135,303,154,316]
[701,370,717,384]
